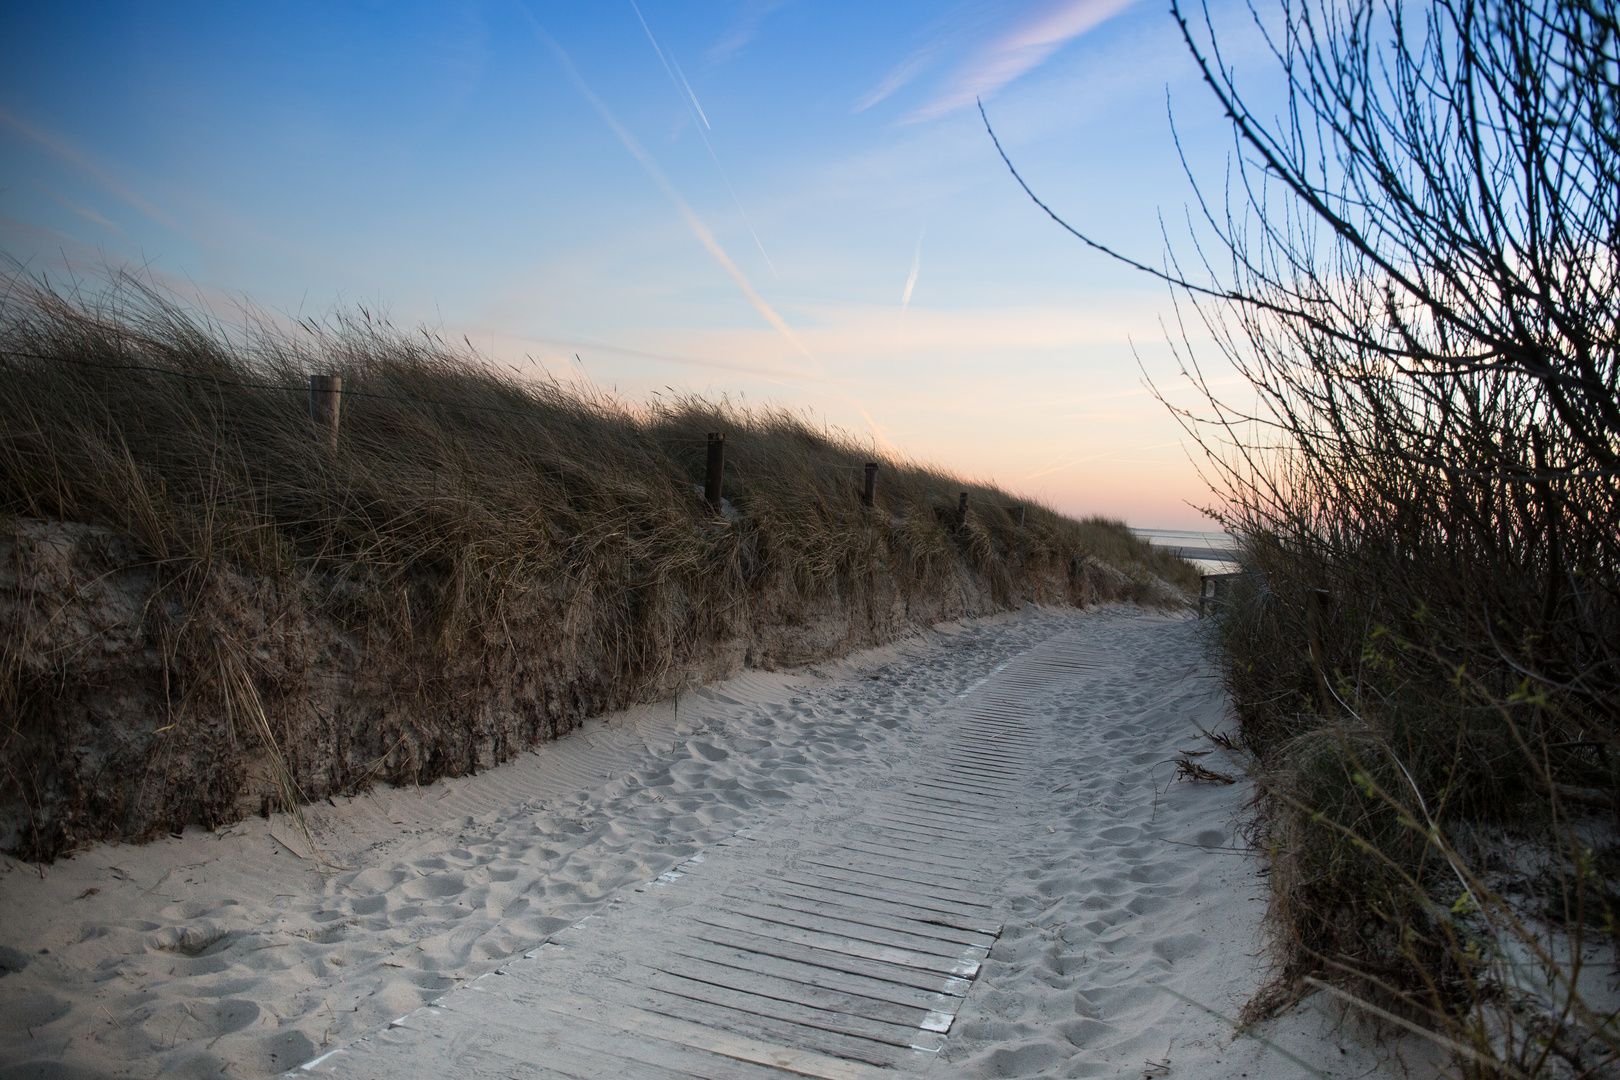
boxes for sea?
[1129,528,1240,575]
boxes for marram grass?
[0,269,1196,859]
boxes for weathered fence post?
[958,492,968,522]
[1013,505,1025,526]
[309,375,341,449]
[704,432,726,512]
[862,462,878,507]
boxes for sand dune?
[0,606,1437,1078]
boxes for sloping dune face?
[0,276,1194,858]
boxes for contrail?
[515,5,891,447]
[628,1,703,123]
[896,225,924,346]
[901,226,924,308]
[628,0,779,278]
[669,55,710,129]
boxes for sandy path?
[0,606,1436,1079]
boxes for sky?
[0,0,1274,530]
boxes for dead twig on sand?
[1174,754,1236,784]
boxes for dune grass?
[0,268,1196,859]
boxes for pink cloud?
[0,107,178,228]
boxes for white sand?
[0,605,1440,1079]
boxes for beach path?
[303,628,1095,1079]
[2,607,1420,1079]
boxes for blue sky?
[0,0,1268,529]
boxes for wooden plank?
[936,763,1021,777]
[845,824,985,855]
[690,910,983,978]
[834,839,983,874]
[941,761,1020,778]
[577,977,919,1067]
[841,829,983,861]
[740,895,994,954]
[905,778,1005,800]
[766,876,1002,934]
[732,890,998,948]
[869,796,1003,822]
[861,813,997,839]
[792,854,996,905]
[638,958,941,1041]
[627,973,938,1060]
[869,806,1002,832]
[492,986,901,1079]
[798,847,993,889]
[689,924,975,997]
[405,987,806,1080]
[946,743,1026,757]
[856,810,991,834]
[787,861,997,912]
[892,787,1000,811]
[716,902,992,962]
[668,940,965,1014]
[936,773,1017,787]
[853,818,990,844]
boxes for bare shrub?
[990,0,1619,1071]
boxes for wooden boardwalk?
[296,634,1098,1078]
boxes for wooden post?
[958,492,968,517]
[704,432,725,512]
[1013,505,1025,526]
[862,463,878,507]
[309,375,341,449]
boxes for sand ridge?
[0,606,1438,1078]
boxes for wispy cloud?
[36,184,125,236]
[707,0,788,65]
[855,43,945,113]
[0,107,178,228]
[872,0,1141,123]
[481,327,825,388]
[1026,439,1183,479]
[0,213,107,264]
[853,4,1004,114]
